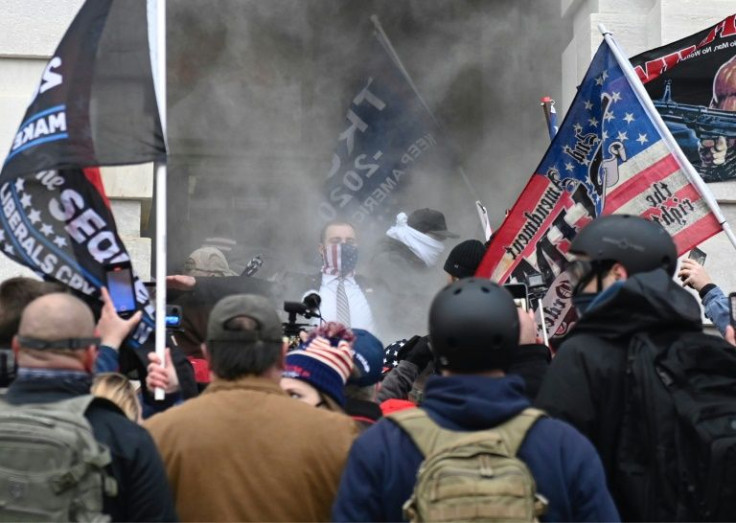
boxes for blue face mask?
[572,293,598,316]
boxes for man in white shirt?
[312,221,376,333]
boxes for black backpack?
[616,330,736,521]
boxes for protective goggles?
[565,259,615,296]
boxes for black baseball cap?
[407,208,459,239]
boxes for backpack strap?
[388,407,546,458]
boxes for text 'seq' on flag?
[0,168,155,347]
[477,39,720,338]
[631,15,736,182]
[320,31,439,227]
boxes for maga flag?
[476,38,721,338]
[0,0,163,348]
[1,0,164,179]
[320,26,441,228]
[631,15,736,182]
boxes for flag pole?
[369,14,478,200]
[151,0,168,400]
[599,24,736,252]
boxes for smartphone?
[104,262,137,318]
[504,283,529,312]
[165,305,183,329]
[688,247,707,266]
[730,292,736,330]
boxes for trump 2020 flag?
[630,14,736,182]
[320,26,440,228]
[476,38,722,339]
[1,0,164,179]
[0,0,163,348]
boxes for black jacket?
[5,374,178,522]
[535,269,703,520]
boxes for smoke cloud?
[162,0,569,287]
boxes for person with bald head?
[3,293,177,522]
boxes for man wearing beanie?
[144,295,358,522]
[333,280,618,522]
[443,239,487,282]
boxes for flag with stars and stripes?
[0,0,163,350]
[476,38,722,339]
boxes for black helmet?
[429,278,519,373]
[570,215,677,277]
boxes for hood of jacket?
[573,267,702,340]
[420,374,530,430]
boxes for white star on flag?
[601,71,609,80]
[602,131,609,140]
[595,75,604,86]
[636,133,648,145]
[40,223,54,236]
[53,236,67,248]
[28,209,41,224]
[611,91,622,103]
[588,117,599,128]
[573,122,583,133]
[616,131,628,141]
[604,111,615,122]
[20,194,32,208]
[4,244,14,255]
[584,100,593,111]
[565,162,574,172]
[623,113,635,124]
[14,179,25,192]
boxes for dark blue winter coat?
[332,374,619,522]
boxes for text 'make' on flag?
[476,38,721,339]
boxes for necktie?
[336,277,351,326]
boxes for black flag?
[1,0,165,180]
[0,0,164,352]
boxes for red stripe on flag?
[672,213,721,254]
[604,154,680,214]
[82,166,111,209]
[477,175,556,279]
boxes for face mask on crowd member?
[565,215,678,316]
[319,223,359,277]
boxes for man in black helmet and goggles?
[536,214,735,522]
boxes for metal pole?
[599,24,736,252]
[370,14,478,199]
[151,0,168,400]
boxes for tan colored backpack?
[389,407,548,522]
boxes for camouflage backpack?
[0,395,117,522]
[389,407,548,522]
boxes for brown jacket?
[144,376,358,522]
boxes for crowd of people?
[0,210,735,522]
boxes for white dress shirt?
[314,273,376,333]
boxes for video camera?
[283,292,321,342]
